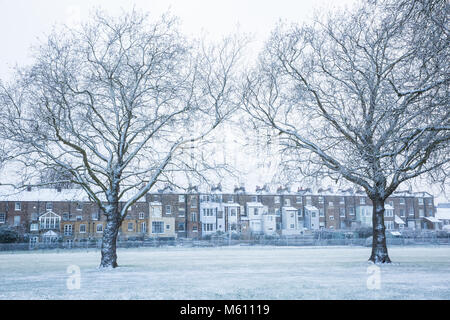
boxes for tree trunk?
[100,210,122,268]
[369,197,391,264]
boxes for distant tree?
[243,0,449,263]
[0,10,245,268]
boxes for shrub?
[0,226,21,243]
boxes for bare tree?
[243,0,449,263]
[0,10,245,268]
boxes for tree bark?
[369,197,391,264]
[99,208,122,268]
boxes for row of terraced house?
[0,184,443,246]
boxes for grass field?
[0,245,449,300]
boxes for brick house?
[0,185,439,245]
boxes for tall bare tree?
[0,10,245,268]
[243,0,449,263]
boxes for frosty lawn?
[0,246,449,300]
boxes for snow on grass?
[0,245,449,299]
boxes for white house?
[246,202,267,234]
[281,206,301,235]
[304,205,320,230]
[435,203,450,231]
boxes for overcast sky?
[0,0,357,80]
[0,0,447,201]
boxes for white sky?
[0,0,448,202]
[0,0,357,80]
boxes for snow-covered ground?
[0,246,449,299]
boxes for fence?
[1,234,449,252]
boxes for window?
[349,207,355,215]
[284,198,291,206]
[318,197,324,204]
[399,198,405,205]
[311,212,316,218]
[228,196,234,203]
[274,196,280,204]
[427,199,433,206]
[91,212,99,221]
[329,201,334,207]
[203,208,214,217]
[254,208,259,216]
[139,212,145,220]
[166,224,170,230]
[418,198,424,205]
[63,213,69,221]
[400,209,405,217]
[419,209,424,217]
[152,221,164,234]
[79,224,86,233]
[298,209,303,218]
[230,209,237,216]
[76,203,83,211]
[389,201,394,207]
[385,221,394,230]
[296,196,302,204]
[319,209,324,217]
[290,224,295,229]
[14,216,20,226]
[30,236,38,246]
[39,213,60,229]
[360,198,366,205]
[15,202,21,211]
[192,225,198,232]
[290,212,294,218]
[165,205,171,214]
[76,215,82,221]
[96,224,103,233]
[251,196,257,202]
[0,213,5,223]
[177,222,185,231]
[178,209,185,217]
[410,208,415,216]
[340,208,346,217]
[179,195,185,203]
[31,212,38,221]
[428,210,433,217]
[203,223,213,232]
[384,210,393,217]
[64,224,73,236]
[217,211,223,219]
[191,212,197,222]
[329,215,334,220]
[190,195,197,208]
[340,197,345,204]
[46,202,53,211]
[127,222,134,232]
[30,223,38,231]
[141,222,147,233]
